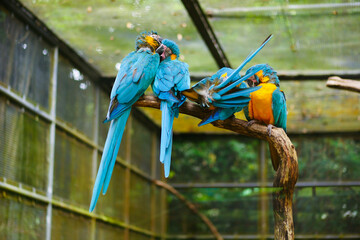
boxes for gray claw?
[267,124,274,136]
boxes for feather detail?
[215,34,272,90]
[160,101,175,178]
[89,109,131,212]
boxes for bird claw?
[267,124,274,136]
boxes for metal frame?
[171,181,360,189]
[0,0,108,91]
[181,0,231,68]
[164,234,360,239]
[0,2,221,240]
[206,2,360,18]
[189,70,360,83]
[0,72,219,239]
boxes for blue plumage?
[152,39,190,178]
[182,35,273,126]
[89,32,163,212]
[271,88,287,132]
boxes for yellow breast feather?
[249,83,277,125]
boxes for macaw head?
[245,64,280,87]
[156,39,180,61]
[136,31,163,53]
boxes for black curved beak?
[156,44,167,61]
[246,76,257,87]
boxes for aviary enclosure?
[0,0,359,240]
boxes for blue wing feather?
[188,68,261,126]
[111,49,160,104]
[90,49,159,212]
[272,88,287,132]
[198,107,237,126]
[153,58,190,178]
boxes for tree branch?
[327,76,360,93]
[154,180,223,240]
[135,95,299,240]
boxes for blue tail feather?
[220,86,261,100]
[89,108,131,212]
[217,98,250,105]
[213,102,248,108]
[102,108,131,194]
[160,101,175,178]
[215,35,272,90]
[164,133,173,178]
[217,69,263,96]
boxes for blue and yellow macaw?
[152,39,190,178]
[243,64,287,170]
[89,31,164,212]
[182,35,273,126]
[243,64,287,133]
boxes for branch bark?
[135,95,299,240]
[326,76,360,93]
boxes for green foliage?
[170,137,260,183]
[295,136,360,181]
[294,187,360,234]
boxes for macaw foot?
[267,124,274,137]
[246,119,261,127]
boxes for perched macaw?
[89,31,164,212]
[182,35,273,126]
[243,64,287,133]
[243,64,287,170]
[152,39,190,178]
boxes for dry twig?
[327,76,360,93]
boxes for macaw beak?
[246,76,258,87]
[156,44,167,61]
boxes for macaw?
[152,39,190,178]
[243,64,287,133]
[243,64,287,170]
[89,31,164,212]
[182,35,273,126]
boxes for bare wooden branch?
[135,95,299,240]
[327,76,360,93]
[154,180,223,240]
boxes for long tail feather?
[160,101,175,178]
[89,108,131,212]
[213,102,249,108]
[216,98,250,105]
[214,34,273,90]
[216,68,263,96]
[219,86,262,100]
